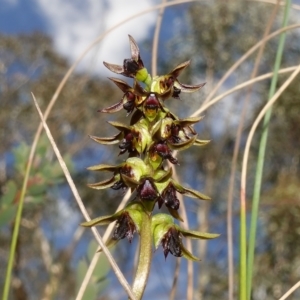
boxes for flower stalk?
[82,35,219,299]
[131,211,152,299]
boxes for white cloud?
[34,0,158,75]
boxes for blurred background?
[1,0,300,299]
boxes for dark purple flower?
[137,178,158,201]
[151,141,178,165]
[103,35,144,78]
[161,184,180,210]
[161,227,183,258]
[113,211,137,243]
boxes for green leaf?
[76,240,110,300]
[0,205,17,227]
[26,195,45,204]
[76,259,98,300]
[89,240,110,280]
[12,142,29,174]
[27,181,47,196]
[1,181,17,205]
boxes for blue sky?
[0,0,159,74]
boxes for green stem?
[131,212,152,300]
[246,1,291,299]
[2,162,30,300]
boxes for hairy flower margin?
[82,35,219,261]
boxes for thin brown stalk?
[76,190,131,300]
[193,23,300,114]
[279,281,300,300]
[169,258,180,300]
[226,3,279,299]
[168,161,193,300]
[152,0,168,76]
[251,0,300,10]
[240,63,300,239]
[192,65,298,116]
[32,94,137,300]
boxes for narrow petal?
[89,133,122,145]
[172,180,211,200]
[174,116,204,127]
[108,121,131,132]
[133,80,147,97]
[108,77,132,92]
[130,110,144,126]
[87,176,119,190]
[128,35,141,63]
[98,101,123,113]
[103,61,124,74]
[167,135,197,151]
[150,119,162,138]
[194,139,211,146]
[175,81,206,93]
[181,244,201,261]
[87,164,119,172]
[81,213,120,227]
[178,228,220,240]
[121,173,140,188]
[167,207,183,221]
[169,60,191,78]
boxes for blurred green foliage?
[76,240,110,300]
[0,134,73,227]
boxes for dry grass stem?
[252,0,300,10]
[279,281,300,300]
[192,66,298,116]
[193,23,300,116]
[76,189,131,300]
[226,3,279,297]
[32,94,137,300]
[167,161,194,300]
[241,63,300,221]
[151,0,168,76]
